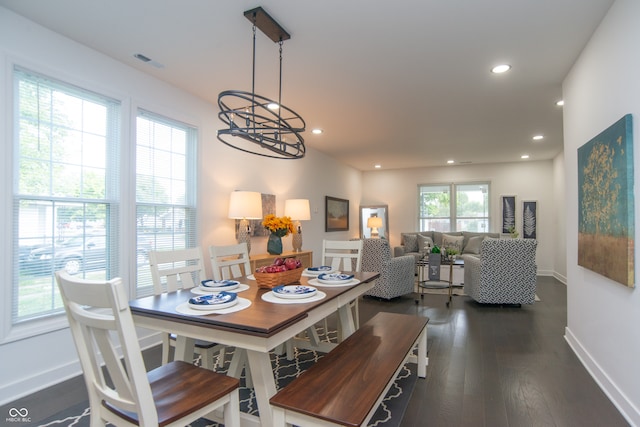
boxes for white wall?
[563,0,640,424]
[553,152,567,282]
[0,7,362,404]
[362,160,557,275]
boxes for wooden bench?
[270,312,429,427]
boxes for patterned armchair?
[361,238,415,300]
[463,239,538,305]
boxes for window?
[13,67,121,323]
[135,111,197,296]
[419,183,490,232]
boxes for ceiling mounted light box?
[217,6,306,159]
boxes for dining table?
[129,271,380,427]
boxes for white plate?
[308,278,361,288]
[188,292,238,310]
[317,273,355,284]
[272,285,317,299]
[304,266,336,276]
[199,283,240,292]
[191,283,249,295]
[200,279,240,292]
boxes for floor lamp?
[228,191,263,253]
[284,199,311,252]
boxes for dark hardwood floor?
[3,276,629,426]
[359,276,629,427]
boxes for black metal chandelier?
[217,7,306,159]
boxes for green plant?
[508,226,519,238]
[431,245,441,254]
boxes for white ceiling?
[0,0,614,171]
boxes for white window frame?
[1,61,199,343]
[418,182,491,232]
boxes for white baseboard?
[565,327,639,427]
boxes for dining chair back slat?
[209,243,252,280]
[322,239,363,272]
[149,247,205,293]
[55,271,240,427]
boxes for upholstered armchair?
[463,238,538,305]
[361,238,415,300]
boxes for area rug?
[36,335,417,427]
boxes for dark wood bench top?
[270,312,429,426]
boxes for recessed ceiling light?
[374,164,382,169]
[521,154,530,159]
[491,64,511,74]
[447,160,455,164]
[556,100,564,106]
[533,135,544,141]
[267,102,279,110]
[311,128,323,135]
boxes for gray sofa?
[393,231,500,267]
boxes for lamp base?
[292,222,303,252]
[238,219,252,253]
[292,233,303,252]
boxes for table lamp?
[284,199,311,252]
[367,216,383,238]
[228,191,263,253]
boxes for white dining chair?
[322,239,364,332]
[208,242,254,386]
[55,271,240,427]
[149,247,226,370]
[209,242,252,280]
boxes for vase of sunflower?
[262,214,295,255]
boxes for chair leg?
[201,348,215,370]
[161,334,171,365]
[353,298,360,329]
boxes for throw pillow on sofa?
[442,234,464,254]
[463,235,484,254]
[403,234,419,252]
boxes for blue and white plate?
[200,279,240,292]
[272,285,317,299]
[304,266,336,276]
[188,291,238,310]
[317,273,355,284]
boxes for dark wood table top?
[129,271,379,338]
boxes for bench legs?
[406,324,428,378]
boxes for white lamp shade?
[228,191,263,219]
[284,199,311,220]
[367,216,383,228]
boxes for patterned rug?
[36,334,417,427]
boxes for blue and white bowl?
[272,285,317,299]
[200,279,240,292]
[188,291,238,310]
[305,266,335,276]
[317,273,355,284]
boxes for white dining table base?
[172,299,363,427]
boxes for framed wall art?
[500,195,516,234]
[522,200,537,239]
[578,114,634,287]
[325,196,349,232]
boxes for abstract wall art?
[578,114,634,287]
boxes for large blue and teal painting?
[578,114,634,287]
